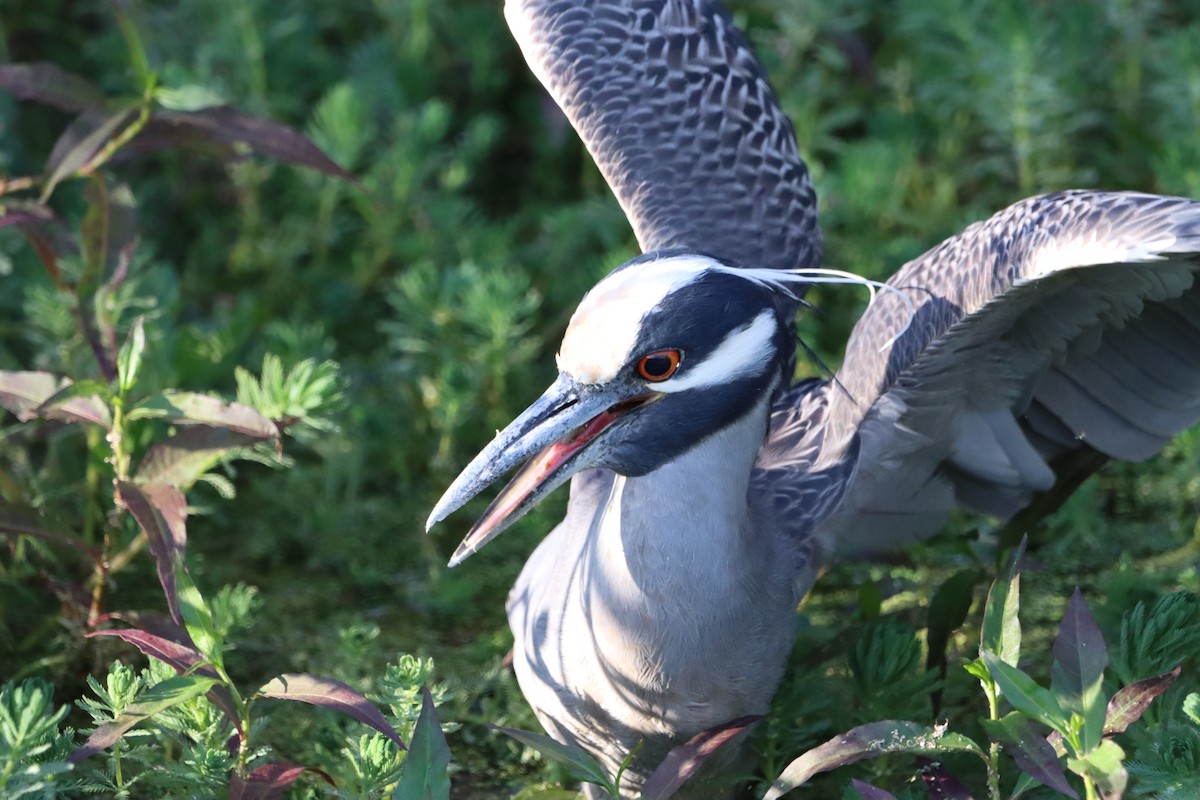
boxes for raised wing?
[506,0,821,272]
[798,190,1200,557]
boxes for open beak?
[426,374,657,566]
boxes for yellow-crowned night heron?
[427,1,1200,795]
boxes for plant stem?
[985,679,1002,800]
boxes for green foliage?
[0,680,74,798]
[2,0,1200,797]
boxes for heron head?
[426,249,797,565]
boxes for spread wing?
[505,0,822,271]
[766,190,1200,558]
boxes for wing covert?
[506,0,821,272]
[799,191,1200,557]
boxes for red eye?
[636,349,682,381]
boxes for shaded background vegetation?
[2,0,1199,796]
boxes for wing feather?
[506,0,821,272]
[788,190,1200,557]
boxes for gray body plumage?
[427,2,1200,797]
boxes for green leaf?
[492,725,615,793]
[174,558,223,670]
[981,712,1077,798]
[981,651,1067,734]
[981,537,1025,666]
[763,720,984,799]
[42,107,138,199]
[1051,589,1108,753]
[927,569,983,709]
[393,687,450,800]
[1184,693,1200,726]
[116,317,145,395]
[68,674,218,763]
[1067,738,1127,799]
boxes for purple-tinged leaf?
[116,481,187,625]
[981,713,1077,799]
[69,673,218,763]
[981,652,1067,734]
[136,426,265,487]
[11,216,75,289]
[641,715,761,800]
[852,779,898,800]
[763,721,985,800]
[1104,667,1180,736]
[143,108,353,181]
[394,688,450,800]
[492,725,612,790]
[0,370,110,427]
[257,674,405,751]
[44,108,138,196]
[89,624,244,734]
[981,537,1025,667]
[0,201,54,228]
[0,503,102,563]
[1051,589,1108,752]
[228,763,336,800]
[129,391,278,439]
[0,62,106,112]
[36,379,113,427]
[915,757,975,799]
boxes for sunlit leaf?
[1103,667,1180,736]
[116,317,145,395]
[257,673,405,750]
[981,537,1025,667]
[981,652,1066,734]
[117,481,187,625]
[128,390,278,438]
[1051,589,1108,753]
[981,712,1077,798]
[43,108,138,198]
[641,715,761,799]
[0,370,110,427]
[174,559,223,669]
[68,674,218,763]
[763,721,984,799]
[1067,739,1126,800]
[393,687,451,800]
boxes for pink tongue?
[466,407,623,542]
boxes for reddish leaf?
[44,108,138,196]
[0,201,54,229]
[0,62,106,112]
[257,674,405,750]
[0,503,102,563]
[69,674,218,763]
[136,426,266,487]
[228,763,336,800]
[117,481,187,625]
[916,757,976,799]
[12,216,75,288]
[641,715,762,800]
[129,391,278,439]
[982,713,1077,799]
[852,779,898,800]
[1104,667,1181,735]
[89,624,243,734]
[0,370,110,427]
[145,108,353,181]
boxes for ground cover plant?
[1,0,1199,797]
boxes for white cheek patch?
[557,254,721,384]
[656,310,777,393]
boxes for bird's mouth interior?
[456,393,658,553]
